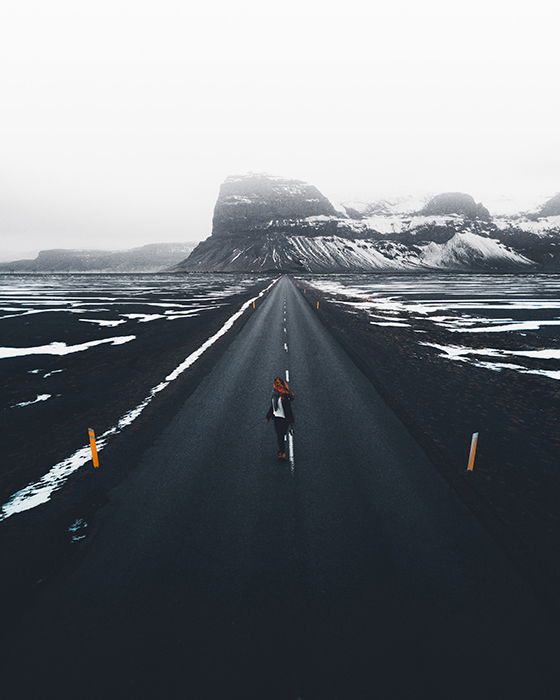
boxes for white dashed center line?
[283,303,294,474]
[285,368,294,474]
[288,430,295,474]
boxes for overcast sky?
[1,0,559,259]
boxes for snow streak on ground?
[0,274,269,410]
[0,278,277,521]
[0,336,136,359]
[10,393,52,408]
[0,274,266,329]
[306,273,560,381]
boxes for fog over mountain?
[3,174,559,272]
[0,0,558,257]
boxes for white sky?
[0,0,559,259]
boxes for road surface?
[3,276,559,699]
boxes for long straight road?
[4,276,559,699]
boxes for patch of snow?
[121,313,167,323]
[222,195,254,205]
[79,318,127,327]
[43,369,64,378]
[331,201,348,217]
[0,335,136,359]
[422,343,560,381]
[494,214,560,234]
[0,279,278,521]
[0,308,86,320]
[289,235,421,271]
[11,393,52,408]
[420,232,532,269]
[449,320,560,333]
[527,369,560,381]
[362,213,463,234]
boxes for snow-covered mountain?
[178,231,531,273]
[175,175,560,273]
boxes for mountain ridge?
[0,242,198,273]
[176,175,560,272]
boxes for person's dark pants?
[273,417,289,453]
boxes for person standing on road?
[265,377,295,460]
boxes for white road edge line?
[288,432,295,475]
[0,277,280,522]
[285,368,294,474]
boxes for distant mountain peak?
[539,193,560,217]
[421,193,491,220]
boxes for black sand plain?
[297,276,560,610]
[2,275,559,700]
[1,273,559,699]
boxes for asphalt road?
[3,276,559,699]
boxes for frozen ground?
[0,274,271,506]
[304,273,560,381]
[295,277,560,608]
[0,274,267,406]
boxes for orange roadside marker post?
[316,301,320,310]
[252,301,256,309]
[88,428,100,468]
[467,432,479,472]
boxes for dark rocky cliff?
[212,174,337,236]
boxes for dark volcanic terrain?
[0,274,271,505]
[1,275,559,700]
[297,274,560,607]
